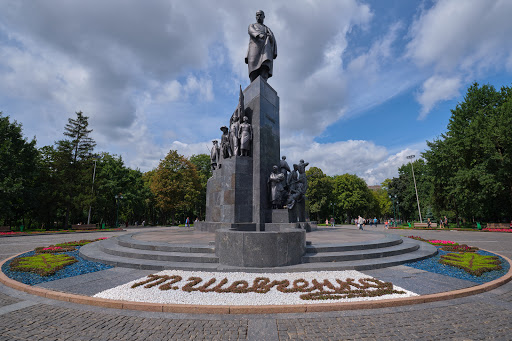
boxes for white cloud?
[406,0,512,72]
[362,148,420,186]
[416,75,461,119]
[404,0,512,119]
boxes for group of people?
[355,216,379,230]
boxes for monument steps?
[97,237,219,263]
[301,238,419,263]
[79,232,438,273]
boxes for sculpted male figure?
[280,156,291,181]
[220,126,232,159]
[210,140,220,171]
[245,10,277,82]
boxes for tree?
[55,111,96,227]
[305,167,334,222]
[424,83,512,223]
[150,150,201,224]
[189,154,211,220]
[0,113,40,227]
[332,174,374,222]
[388,159,432,222]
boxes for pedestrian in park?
[444,216,448,228]
[358,216,364,230]
[385,220,388,229]
[374,217,378,227]
[185,217,190,227]
[427,218,431,228]
[330,217,335,227]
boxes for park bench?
[486,223,510,229]
[0,226,11,232]
[71,224,97,230]
[414,222,437,228]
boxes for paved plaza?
[0,226,511,340]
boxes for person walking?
[185,217,190,227]
[358,216,364,230]
[373,217,378,227]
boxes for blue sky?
[1,0,511,185]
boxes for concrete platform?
[79,227,438,272]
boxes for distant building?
[368,185,381,191]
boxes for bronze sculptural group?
[210,85,253,171]
[268,157,309,220]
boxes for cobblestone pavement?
[0,226,511,340]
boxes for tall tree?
[0,113,40,227]
[189,154,211,220]
[424,83,512,223]
[305,167,334,222]
[150,150,201,224]
[332,174,374,221]
[55,111,96,227]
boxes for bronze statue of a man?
[245,10,277,82]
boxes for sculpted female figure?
[238,116,252,156]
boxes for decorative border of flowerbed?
[1,238,113,285]
[93,270,416,306]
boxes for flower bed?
[482,228,512,232]
[2,239,113,285]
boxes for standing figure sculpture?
[220,126,232,159]
[245,10,277,83]
[268,165,285,209]
[239,116,253,156]
[210,140,220,171]
[229,116,240,156]
[280,156,291,186]
[297,159,309,192]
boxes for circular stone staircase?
[79,228,437,273]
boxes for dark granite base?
[215,229,306,267]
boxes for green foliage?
[439,252,502,276]
[332,173,376,221]
[189,154,211,220]
[424,83,512,223]
[388,159,432,222]
[9,253,77,276]
[305,167,334,221]
[0,113,40,227]
[150,150,201,224]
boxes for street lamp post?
[397,199,400,226]
[407,155,422,222]
[115,194,123,228]
[87,159,97,225]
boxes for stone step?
[302,238,419,263]
[80,235,438,273]
[97,237,219,264]
[117,234,215,254]
[305,234,403,253]
[80,240,221,271]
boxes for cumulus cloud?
[362,148,420,186]
[406,0,512,118]
[416,75,461,119]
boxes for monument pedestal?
[215,229,306,267]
